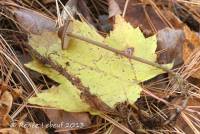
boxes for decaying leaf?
[113,0,184,37]
[171,97,200,134]
[110,126,126,134]
[24,124,48,134]
[0,91,13,127]
[114,0,168,36]
[11,86,23,100]
[44,109,91,130]
[183,26,200,79]
[0,91,13,116]
[108,0,122,18]
[162,10,183,29]
[26,16,171,113]
[13,8,57,34]
[0,128,20,134]
[157,27,184,66]
[0,115,11,128]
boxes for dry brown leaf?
[183,26,200,58]
[162,10,183,29]
[115,0,168,36]
[44,109,91,131]
[0,128,20,134]
[110,126,126,134]
[0,82,9,94]
[114,0,184,37]
[0,91,13,127]
[0,91,13,116]
[157,27,184,65]
[0,115,11,128]
[176,115,194,134]
[183,26,200,79]
[24,123,48,134]
[108,0,122,18]
[176,98,200,134]
[11,86,23,100]
[13,8,57,34]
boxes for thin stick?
[66,32,175,75]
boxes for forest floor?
[0,0,200,134]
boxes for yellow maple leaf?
[26,16,171,113]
